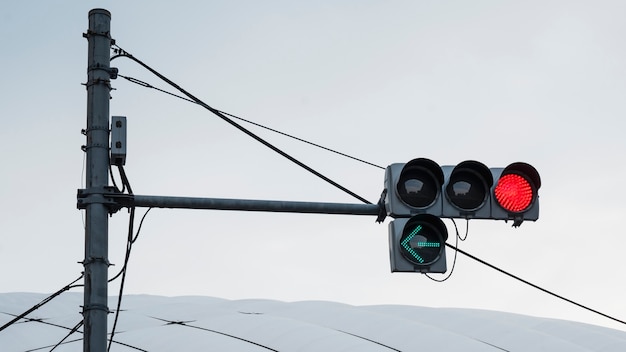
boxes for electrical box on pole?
[110,115,127,166]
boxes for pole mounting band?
[77,186,131,213]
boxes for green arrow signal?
[401,224,441,264]
[401,225,424,263]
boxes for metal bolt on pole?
[83,8,112,352]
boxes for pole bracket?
[87,63,118,79]
[82,29,116,45]
[77,186,132,213]
[80,257,112,266]
[81,304,111,314]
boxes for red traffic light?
[493,163,541,214]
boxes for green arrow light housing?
[398,214,447,266]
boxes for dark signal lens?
[446,171,488,210]
[445,161,493,211]
[494,174,534,213]
[398,170,439,208]
[397,158,444,209]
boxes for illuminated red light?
[494,174,534,213]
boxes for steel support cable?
[0,274,83,333]
[24,338,82,352]
[48,320,83,352]
[119,72,385,171]
[108,45,626,330]
[216,109,386,170]
[116,74,386,171]
[111,46,372,205]
[447,242,626,326]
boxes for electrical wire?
[116,73,385,171]
[457,218,469,241]
[117,163,134,195]
[108,164,139,352]
[108,44,626,329]
[0,274,83,333]
[2,312,148,352]
[448,242,626,326]
[24,338,82,352]
[111,45,373,205]
[107,206,134,352]
[48,320,83,352]
[109,207,152,283]
[107,166,153,351]
[424,219,626,325]
[217,109,386,170]
[109,164,125,193]
[425,219,463,283]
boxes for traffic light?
[389,214,448,273]
[384,158,541,273]
[490,162,541,226]
[384,158,541,223]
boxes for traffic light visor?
[494,163,540,214]
[396,158,444,208]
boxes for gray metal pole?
[83,9,112,352]
[127,194,381,216]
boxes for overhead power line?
[116,74,386,171]
[0,274,83,333]
[109,44,626,329]
[448,242,626,326]
[111,46,373,205]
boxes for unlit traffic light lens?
[494,173,534,213]
[398,171,439,208]
[445,161,493,211]
[397,158,443,209]
[446,171,488,210]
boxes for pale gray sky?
[1,0,625,332]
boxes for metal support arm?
[116,194,383,217]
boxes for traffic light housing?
[385,158,540,273]
[389,214,448,273]
[384,158,540,224]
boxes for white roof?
[1,293,626,351]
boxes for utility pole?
[77,8,383,352]
[83,9,112,352]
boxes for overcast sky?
[1,0,626,333]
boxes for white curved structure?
[1,293,625,351]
